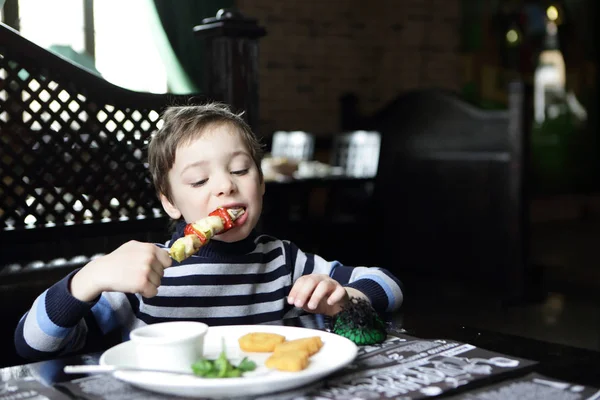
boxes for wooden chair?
[270,130,315,161]
[339,84,535,305]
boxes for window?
[13,0,168,94]
[94,0,167,93]
[19,0,85,53]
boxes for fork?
[64,365,198,377]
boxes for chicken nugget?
[273,336,323,356]
[238,332,286,352]
[271,348,310,359]
[265,352,310,372]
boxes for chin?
[214,227,251,243]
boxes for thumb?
[157,247,174,268]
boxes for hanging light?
[546,5,559,21]
[505,25,522,47]
[546,3,564,25]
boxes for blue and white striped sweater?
[14,232,403,360]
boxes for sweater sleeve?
[281,240,404,314]
[15,270,101,360]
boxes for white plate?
[100,324,358,398]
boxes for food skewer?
[169,207,245,262]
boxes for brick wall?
[235,0,462,136]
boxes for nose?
[213,173,236,196]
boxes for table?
[402,313,600,387]
[261,176,377,264]
[2,314,600,399]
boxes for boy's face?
[160,122,265,243]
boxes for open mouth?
[225,207,248,227]
[226,207,246,220]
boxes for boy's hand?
[287,274,369,316]
[70,241,172,302]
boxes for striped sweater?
[14,228,403,360]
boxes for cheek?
[248,181,263,200]
[176,190,209,216]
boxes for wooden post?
[506,80,535,303]
[194,9,266,132]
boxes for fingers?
[155,247,173,268]
[144,247,173,297]
[132,264,160,298]
[98,241,171,298]
[288,275,345,311]
[140,284,159,298]
[287,279,301,306]
[326,284,348,306]
[148,252,167,278]
[136,244,170,298]
[288,275,323,308]
[306,280,338,310]
[145,265,163,287]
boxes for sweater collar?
[170,220,258,257]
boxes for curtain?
[144,0,196,93]
[152,0,233,94]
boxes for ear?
[160,194,182,220]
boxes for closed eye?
[191,179,208,187]
[231,168,249,176]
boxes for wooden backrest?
[339,85,532,302]
[0,22,208,272]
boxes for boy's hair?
[148,102,264,202]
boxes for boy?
[15,103,403,360]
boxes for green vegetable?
[191,338,257,378]
[237,357,256,372]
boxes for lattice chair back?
[270,130,315,161]
[330,131,381,177]
[0,23,207,232]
